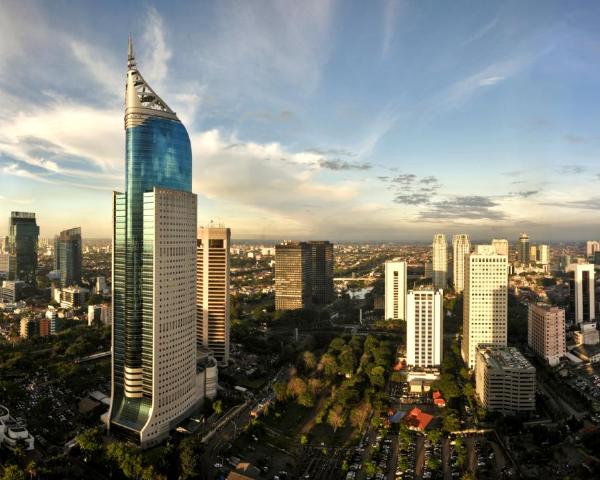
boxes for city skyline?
[3,1,600,240]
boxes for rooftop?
[479,347,534,371]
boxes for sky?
[2,0,600,241]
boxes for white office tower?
[197,226,231,364]
[406,289,443,368]
[461,245,508,369]
[566,263,595,324]
[384,261,407,321]
[452,234,470,293]
[537,244,550,265]
[432,234,447,290]
[491,239,509,256]
[587,240,600,259]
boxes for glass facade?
[54,227,82,287]
[111,114,192,437]
[8,212,39,285]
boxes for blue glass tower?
[109,38,199,447]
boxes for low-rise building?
[0,280,26,303]
[60,286,89,309]
[475,347,536,414]
[0,405,34,451]
[574,322,600,346]
[528,303,566,366]
[19,318,36,339]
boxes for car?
[214,463,223,468]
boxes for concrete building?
[406,288,443,367]
[275,241,311,310]
[60,286,89,309]
[559,255,571,272]
[587,240,600,260]
[39,318,50,337]
[452,234,470,293]
[432,234,447,290]
[197,226,231,363]
[0,405,34,451]
[566,263,595,325]
[108,38,201,448]
[527,303,565,366]
[0,280,26,303]
[19,318,36,339]
[537,244,550,266]
[529,245,537,264]
[0,253,10,279]
[475,347,535,414]
[491,239,509,257]
[462,245,508,369]
[517,233,530,266]
[45,308,59,334]
[384,261,407,321]
[196,347,218,400]
[574,322,600,346]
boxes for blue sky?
[2,0,600,241]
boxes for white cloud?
[140,6,172,89]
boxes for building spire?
[128,34,136,70]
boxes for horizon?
[2,1,600,241]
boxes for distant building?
[275,241,311,310]
[308,241,334,304]
[95,276,108,294]
[462,245,508,369]
[559,255,571,272]
[537,244,550,266]
[566,263,595,324]
[19,318,36,339]
[587,240,600,259]
[517,233,530,266]
[384,261,407,321]
[491,239,509,257]
[0,253,10,280]
[452,234,470,293]
[260,247,275,256]
[45,308,59,334]
[423,261,432,279]
[39,318,50,337]
[432,234,447,290]
[7,212,39,284]
[60,286,90,309]
[528,303,565,366]
[529,245,537,264]
[475,347,535,414]
[0,280,26,303]
[574,322,600,346]
[0,405,34,451]
[406,288,443,367]
[197,227,231,363]
[54,227,82,287]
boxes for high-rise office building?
[432,234,447,290]
[197,227,230,363]
[462,245,508,369]
[54,227,82,287]
[559,254,571,272]
[517,233,530,266]
[529,245,537,263]
[109,39,200,448]
[406,288,443,367]
[308,241,334,304]
[587,240,600,259]
[537,244,550,265]
[7,212,39,284]
[275,242,311,310]
[528,303,566,366]
[475,347,535,414]
[566,263,595,325]
[452,234,470,293]
[384,261,407,321]
[491,238,509,256]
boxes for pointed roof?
[125,36,177,129]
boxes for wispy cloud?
[318,159,371,171]
[140,6,172,88]
[420,195,505,221]
[559,164,587,174]
[381,0,404,58]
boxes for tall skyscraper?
[7,212,39,284]
[452,234,470,293]
[308,241,334,304]
[566,263,595,324]
[275,241,311,310]
[197,227,230,363]
[109,39,199,447]
[529,245,537,264]
[537,244,550,266]
[54,227,82,287]
[384,261,407,321]
[432,234,447,290]
[406,288,443,367]
[491,238,509,256]
[462,245,508,369]
[517,233,530,266]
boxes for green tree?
[179,436,204,479]
[368,365,386,388]
[273,382,288,402]
[327,404,346,432]
[329,337,346,353]
[319,353,338,378]
[442,413,460,433]
[338,347,357,376]
[75,426,103,460]
[301,351,317,371]
[212,399,223,415]
[1,465,25,480]
[350,401,371,430]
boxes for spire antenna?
[128,34,136,70]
